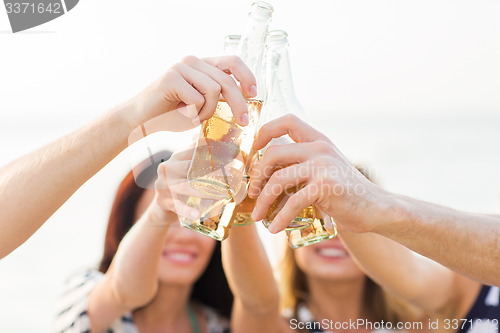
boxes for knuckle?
[219,74,236,88]
[162,69,180,82]
[208,81,222,96]
[181,55,199,66]
[287,195,301,210]
[259,122,269,134]
[265,145,278,156]
[170,62,185,73]
[194,94,205,106]
[269,169,284,183]
[283,113,299,127]
[313,157,334,177]
[228,55,243,67]
[314,141,335,154]
[194,95,205,108]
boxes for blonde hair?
[279,245,408,323]
[279,165,419,324]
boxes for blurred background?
[1,0,499,331]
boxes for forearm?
[88,207,174,331]
[0,103,134,259]
[339,229,454,311]
[222,224,279,315]
[106,207,172,307]
[374,192,500,286]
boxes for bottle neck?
[265,43,303,115]
[224,35,241,55]
[238,15,271,100]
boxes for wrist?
[107,98,142,134]
[143,202,178,228]
[370,189,412,237]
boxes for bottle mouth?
[250,1,274,20]
[266,30,289,46]
[252,1,274,13]
[224,35,242,42]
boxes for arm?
[249,114,500,287]
[0,108,130,259]
[339,229,461,314]
[222,223,280,333]
[371,195,500,287]
[86,152,201,332]
[87,205,176,332]
[0,55,256,259]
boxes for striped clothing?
[458,285,500,333]
[54,270,230,333]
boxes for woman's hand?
[248,114,388,234]
[148,145,216,225]
[123,55,257,132]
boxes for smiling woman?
[54,152,233,333]
[276,170,426,333]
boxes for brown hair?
[279,165,414,324]
[98,152,233,318]
[280,246,403,323]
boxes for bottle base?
[262,217,312,231]
[180,217,229,241]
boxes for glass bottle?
[187,2,273,200]
[224,35,241,55]
[222,33,257,226]
[260,31,336,243]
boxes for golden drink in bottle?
[261,165,314,230]
[180,196,237,241]
[232,194,257,225]
[286,211,337,248]
[188,99,262,199]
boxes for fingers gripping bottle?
[260,31,337,242]
[187,2,274,200]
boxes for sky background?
[0,0,499,331]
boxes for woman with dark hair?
[54,150,278,333]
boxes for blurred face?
[135,189,217,285]
[294,238,364,282]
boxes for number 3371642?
[5,2,62,14]
[444,319,499,330]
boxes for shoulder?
[54,269,137,333]
[56,269,105,315]
[54,269,105,332]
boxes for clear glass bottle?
[179,196,236,241]
[260,31,336,242]
[224,34,241,55]
[223,33,256,226]
[187,2,273,200]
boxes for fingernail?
[268,223,278,234]
[249,85,257,97]
[241,113,249,126]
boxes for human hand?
[248,115,387,234]
[123,55,257,133]
[146,146,211,226]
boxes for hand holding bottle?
[248,115,385,234]
[122,55,257,132]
